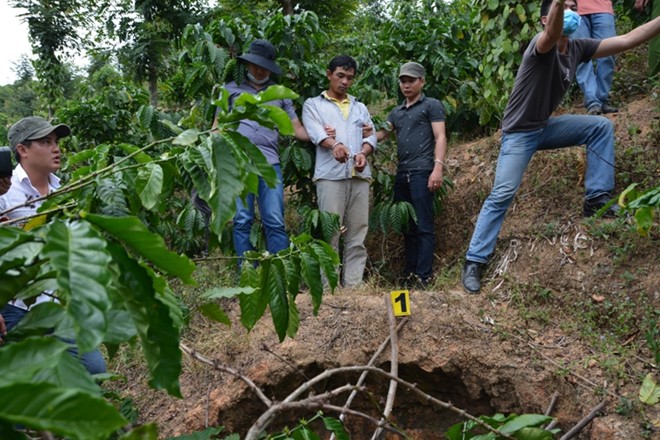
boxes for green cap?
[8,116,71,151]
[398,62,425,79]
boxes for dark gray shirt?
[223,80,298,164]
[387,94,445,172]
[502,33,599,132]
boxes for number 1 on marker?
[390,290,411,316]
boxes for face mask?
[563,9,581,36]
[247,72,270,85]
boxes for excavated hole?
[214,360,568,439]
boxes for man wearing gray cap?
[0,116,107,375]
[1,116,70,221]
[376,62,447,288]
[214,39,312,264]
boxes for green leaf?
[257,84,299,102]
[84,214,196,284]
[0,383,127,440]
[634,207,654,236]
[286,292,300,339]
[182,143,213,200]
[42,220,112,352]
[238,265,268,331]
[310,241,339,290]
[323,417,349,440]
[0,337,69,387]
[260,104,294,135]
[6,302,66,340]
[208,135,243,235]
[499,414,553,434]
[283,256,302,298]
[107,243,182,397]
[267,259,289,341]
[137,105,155,131]
[164,426,225,440]
[292,426,321,440]
[226,131,277,186]
[199,302,232,326]
[33,350,101,394]
[300,249,323,314]
[318,210,340,243]
[160,119,183,135]
[203,286,256,299]
[0,264,44,306]
[640,373,660,405]
[512,427,554,440]
[136,163,164,211]
[104,309,139,344]
[119,423,159,439]
[116,143,154,165]
[173,129,201,146]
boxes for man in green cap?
[376,61,447,288]
[1,116,70,222]
[0,116,107,375]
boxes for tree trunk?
[148,62,159,108]
[281,0,294,15]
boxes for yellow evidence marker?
[390,290,411,316]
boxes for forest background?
[0,0,658,439]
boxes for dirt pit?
[114,96,659,439]
[124,289,648,440]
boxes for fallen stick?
[558,400,606,440]
[329,317,408,440]
[370,295,401,440]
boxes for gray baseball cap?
[8,116,71,151]
[398,62,425,79]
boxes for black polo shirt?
[387,94,445,172]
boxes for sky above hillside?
[0,3,30,85]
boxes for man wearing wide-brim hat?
[213,39,312,264]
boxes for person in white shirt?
[0,116,106,374]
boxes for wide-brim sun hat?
[237,39,282,76]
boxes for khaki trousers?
[316,178,370,287]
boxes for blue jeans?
[573,13,616,109]
[466,115,615,264]
[1,304,107,375]
[394,170,435,280]
[233,164,289,260]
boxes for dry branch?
[330,317,409,440]
[558,400,606,440]
[370,295,401,440]
[180,343,272,407]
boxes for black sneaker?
[587,104,602,115]
[583,194,620,218]
[462,261,483,294]
[601,104,619,114]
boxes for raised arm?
[593,15,660,58]
[536,0,567,54]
